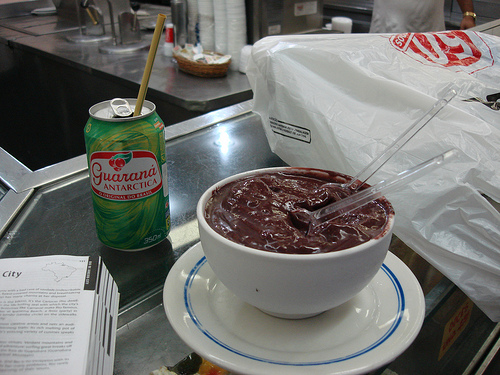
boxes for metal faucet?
[105,0,119,45]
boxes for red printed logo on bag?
[390,31,494,74]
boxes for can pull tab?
[110,98,133,118]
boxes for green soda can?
[84,98,170,251]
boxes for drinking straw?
[134,13,167,116]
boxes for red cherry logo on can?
[109,152,132,171]
[115,158,126,168]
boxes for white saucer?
[164,243,425,375]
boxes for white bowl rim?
[197,167,395,260]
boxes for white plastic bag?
[246,31,500,321]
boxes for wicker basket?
[174,51,231,78]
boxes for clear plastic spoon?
[344,88,457,191]
[310,148,458,223]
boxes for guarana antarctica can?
[84,98,170,251]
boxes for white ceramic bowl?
[197,167,395,319]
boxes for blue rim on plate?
[183,257,404,367]
[164,243,425,375]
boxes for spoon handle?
[345,88,457,191]
[313,149,459,221]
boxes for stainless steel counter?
[3,28,253,111]
[0,101,498,374]
[0,4,253,170]
[0,4,252,113]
